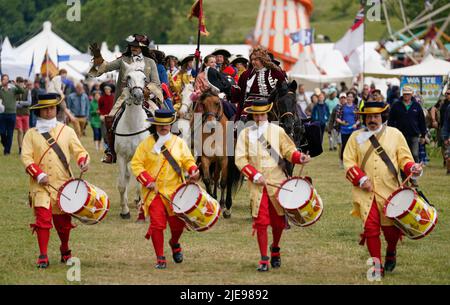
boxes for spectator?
[358,84,370,111]
[328,92,345,165]
[311,92,330,144]
[325,88,339,151]
[441,102,450,174]
[387,85,401,105]
[296,84,310,120]
[30,80,45,128]
[46,69,75,124]
[90,91,102,151]
[388,86,427,162]
[335,91,360,165]
[0,74,19,155]
[14,77,32,154]
[67,83,90,138]
[305,94,319,119]
[98,85,115,151]
[430,89,450,166]
[339,81,348,94]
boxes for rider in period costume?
[131,110,200,269]
[21,94,89,268]
[88,34,162,163]
[235,100,311,272]
[343,102,423,277]
[234,47,287,121]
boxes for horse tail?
[226,155,243,195]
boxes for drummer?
[343,101,423,277]
[235,100,311,272]
[131,109,200,269]
[21,93,89,269]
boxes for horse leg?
[213,161,219,199]
[219,157,231,219]
[132,172,146,222]
[117,156,131,219]
[201,157,213,197]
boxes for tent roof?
[13,21,86,80]
[388,55,450,76]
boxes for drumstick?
[158,192,181,210]
[372,190,388,203]
[47,184,71,201]
[75,171,84,194]
[266,183,293,192]
[401,162,423,188]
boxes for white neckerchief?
[36,118,58,134]
[133,53,144,62]
[249,121,269,144]
[153,132,172,154]
[356,124,384,145]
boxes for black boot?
[270,246,281,268]
[384,251,397,272]
[37,254,49,269]
[102,116,116,164]
[170,242,183,264]
[155,256,167,269]
[257,256,270,272]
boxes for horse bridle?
[202,96,224,124]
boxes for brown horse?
[197,90,239,218]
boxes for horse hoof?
[120,213,131,220]
[223,209,231,219]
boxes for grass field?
[0,128,449,285]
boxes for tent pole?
[381,0,393,36]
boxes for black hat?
[147,109,177,125]
[30,93,61,110]
[126,34,150,48]
[211,49,232,58]
[180,54,195,67]
[268,52,281,66]
[244,100,273,114]
[230,54,249,66]
[356,101,389,115]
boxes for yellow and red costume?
[343,124,416,271]
[235,103,306,270]
[131,131,198,266]
[21,121,88,266]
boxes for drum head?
[59,179,88,213]
[278,178,312,209]
[172,184,200,213]
[386,189,415,218]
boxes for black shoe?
[155,256,167,269]
[257,256,270,272]
[170,242,183,263]
[270,246,281,268]
[37,254,49,269]
[384,251,397,272]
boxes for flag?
[57,54,71,63]
[290,29,314,46]
[334,7,365,75]
[189,0,209,36]
[28,51,35,78]
[40,49,58,77]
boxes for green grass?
[0,128,449,284]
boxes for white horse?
[172,83,195,149]
[115,62,150,219]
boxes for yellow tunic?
[21,123,89,214]
[170,71,194,103]
[343,126,414,226]
[130,134,197,217]
[235,123,298,217]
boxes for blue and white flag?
[290,29,314,46]
[28,51,35,78]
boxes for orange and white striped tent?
[250,0,315,71]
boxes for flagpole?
[194,0,202,81]
[362,1,366,88]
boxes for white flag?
[334,8,365,75]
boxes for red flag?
[40,49,58,78]
[189,0,209,36]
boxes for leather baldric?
[368,134,400,186]
[153,134,182,177]
[257,133,289,177]
[361,125,386,172]
[41,132,73,177]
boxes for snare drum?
[384,187,437,240]
[276,177,323,227]
[58,179,110,225]
[171,183,220,232]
